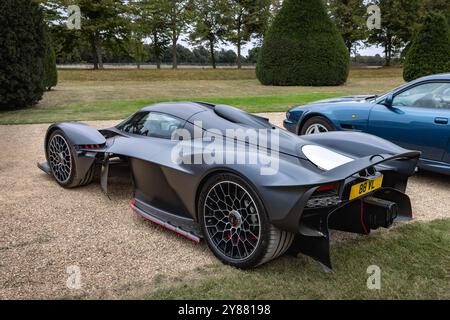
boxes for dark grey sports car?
[38,102,420,269]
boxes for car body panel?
[367,104,449,161]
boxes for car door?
[116,111,193,216]
[367,82,450,161]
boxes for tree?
[422,0,450,27]
[225,0,271,69]
[217,49,238,64]
[132,0,170,69]
[367,0,421,66]
[128,31,147,69]
[43,33,58,90]
[48,0,131,70]
[246,46,260,64]
[162,44,195,64]
[189,0,230,69]
[403,13,450,82]
[256,0,350,86]
[0,0,46,109]
[327,0,367,57]
[167,0,192,68]
[192,46,210,65]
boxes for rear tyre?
[198,173,294,269]
[301,116,335,135]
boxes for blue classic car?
[284,73,450,175]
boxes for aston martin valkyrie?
[39,102,420,269]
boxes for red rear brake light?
[316,183,338,192]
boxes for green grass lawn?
[0,67,405,125]
[147,220,450,300]
[0,92,341,124]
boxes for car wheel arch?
[298,112,335,135]
[194,168,270,223]
[44,126,62,157]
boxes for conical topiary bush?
[0,0,46,109]
[256,0,350,86]
[43,33,58,91]
[403,13,450,82]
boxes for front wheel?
[198,173,294,269]
[301,116,335,135]
[47,130,95,188]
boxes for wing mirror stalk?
[383,94,394,108]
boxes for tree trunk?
[172,33,178,69]
[384,35,392,67]
[154,33,161,70]
[237,41,242,69]
[97,47,103,69]
[346,42,352,56]
[91,36,99,70]
[236,15,242,69]
[385,45,391,66]
[209,40,216,69]
[136,38,142,69]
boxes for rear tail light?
[78,144,104,150]
[306,183,341,209]
[316,183,338,192]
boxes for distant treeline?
[57,44,260,66]
[42,0,449,69]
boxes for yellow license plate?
[349,175,384,201]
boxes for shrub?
[0,0,46,109]
[256,0,350,86]
[43,35,58,91]
[403,13,450,82]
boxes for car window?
[393,82,450,109]
[118,112,184,139]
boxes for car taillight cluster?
[81,144,102,149]
[306,183,342,209]
[315,183,338,192]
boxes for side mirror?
[383,94,394,108]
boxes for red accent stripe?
[130,198,200,243]
[360,199,369,235]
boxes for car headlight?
[286,111,291,119]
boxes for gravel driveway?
[0,114,449,299]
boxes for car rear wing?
[319,151,421,183]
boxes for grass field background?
[0,67,405,124]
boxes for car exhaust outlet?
[363,197,398,230]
